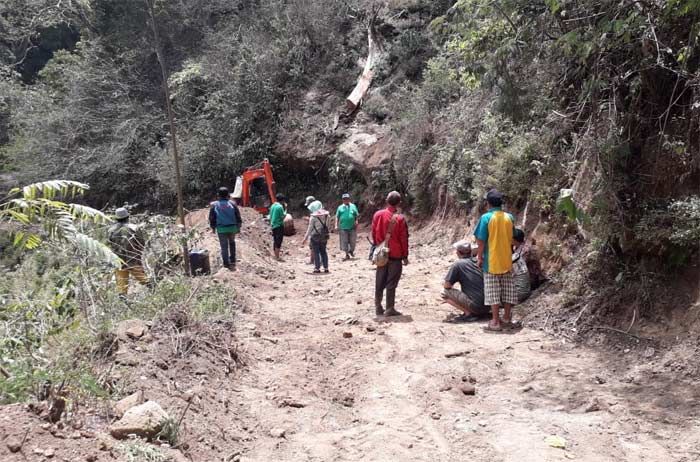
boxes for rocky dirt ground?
[1,210,699,461]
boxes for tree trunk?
[144,0,190,275]
[346,25,384,112]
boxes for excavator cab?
[232,159,277,214]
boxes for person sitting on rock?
[441,240,490,322]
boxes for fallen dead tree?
[345,23,385,113]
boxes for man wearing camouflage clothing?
[108,208,149,296]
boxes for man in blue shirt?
[209,187,242,270]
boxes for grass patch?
[117,439,170,462]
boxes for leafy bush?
[634,196,700,265]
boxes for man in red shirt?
[372,191,410,316]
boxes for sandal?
[312,269,321,274]
[447,314,480,323]
[482,322,503,332]
[503,320,523,329]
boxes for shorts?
[272,226,284,249]
[484,272,518,306]
[441,288,490,316]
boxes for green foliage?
[556,189,587,224]
[634,196,700,265]
[117,439,169,462]
[0,180,119,265]
[156,417,180,446]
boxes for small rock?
[459,385,476,396]
[270,428,286,438]
[438,385,452,392]
[478,420,487,427]
[520,385,533,393]
[430,412,441,420]
[109,401,169,440]
[6,440,22,453]
[366,326,376,332]
[116,319,148,340]
[342,332,353,339]
[585,399,601,413]
[44,448,55,458]
[86,455,98,462]
[114,391,144,418]
[356,299,363,305]
[643,347,655,358]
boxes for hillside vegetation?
[0,2,699,459]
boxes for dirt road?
[215,220,700,462]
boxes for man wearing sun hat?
[108,207,150,296]
[335,192,359,260]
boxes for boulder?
[116,319,148,340]
[113,391,144,418]
[109,401,169,440]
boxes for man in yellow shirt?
[474,189,517,331]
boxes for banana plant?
[0,180,120,266]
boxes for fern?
[1,180,120,266]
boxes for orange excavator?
[233,159,295,235]
[233,159,277,214]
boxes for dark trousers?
[310,239,329,270]
[375,259,403,309]
[272,226,284,250]
[217,232,236,267]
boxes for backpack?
[371,214,397,267]
[311,215,330,244]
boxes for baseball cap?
[452,240,471,254]
[342,193,350,199]
[304,196,315,206]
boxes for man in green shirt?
[269,193,287,261]
[335,193,359,260]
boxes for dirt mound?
[186,207,295,286]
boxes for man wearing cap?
[474,189,517,331]
[209,187,243,270]
[441,241,489,322]
[108,208,150,296]
[371,191,410,316]
[335,193,359,260]
[269,193,287,261]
